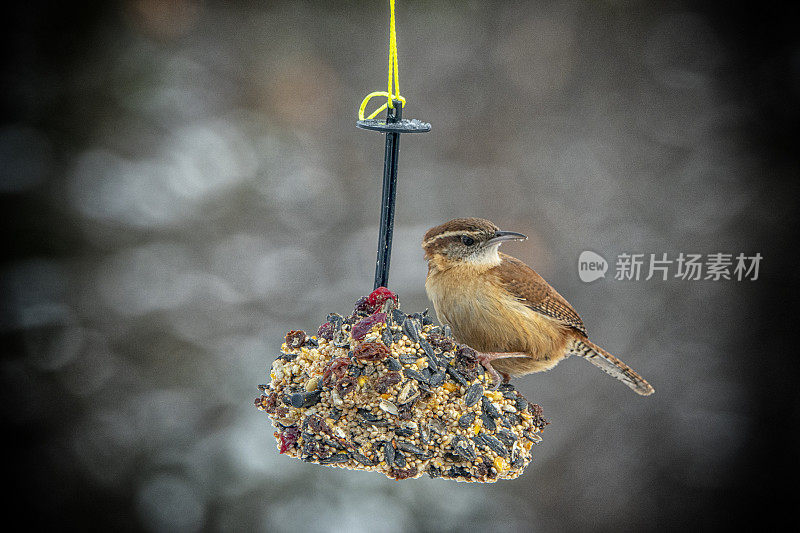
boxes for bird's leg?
[475,352,528,390]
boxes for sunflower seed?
[524,429,543,443]
[394,428,414,437]
[391,309,406,325]
[419,423,430,444]
[399,354,419,365]
[357,408,381,423]
[464,383,483,407]
[481,412,496,431]
[471,434,488,449]
[386,357,402,371]
[289,390,321,408]
[397,380,419,405]
[419,340,438,371]
[350,452,376,466]
[515,397,528,411]
[429,371,445,387]
[495,430,516,448]
[452,436,476,461]
[382,327,393,347]
[394,450,407,467]
[379,400,399,416]
[383,441,395,465]
[458,412,476,428]
[396,441,428,457]
[481,396,500,419]
[319,453,349,464]
[446,366,468,387]
[402,317,420,342]
[404,367,428,384]
[481,434,508,457]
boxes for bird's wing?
[493,253,587,336]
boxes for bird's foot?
[476,353,503,390]
[475,352,527,390]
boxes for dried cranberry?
[428,332,455,352]
[392,466,418,480]
[303,414,331,435]
[351,312,386,340]
[456,344,478,361]
[278,426,300,454]
[285,330,306,349]
[353,296,372,315]
[528,403,548,428]
[336,376,357,396]
[255,391,279,414]
[354,341,390,362]
[373,371,402,394]
[454,344,480,380]
[352,288,398,316]
[322,357,350,387]
[367,287,397,309]
[317,322,336,340]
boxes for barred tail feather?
[570,339,654,396]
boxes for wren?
[422,217,654,395]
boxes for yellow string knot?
[358,0,405,121]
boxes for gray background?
[2,1,797,531]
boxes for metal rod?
[374,100,403,289]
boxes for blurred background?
[1,1,798,531]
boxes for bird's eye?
[461,235,475,246]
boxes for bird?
[422,217,654,395]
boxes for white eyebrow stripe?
[422,229,483,247]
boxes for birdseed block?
[254,288,548,482]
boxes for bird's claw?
[476,353,503,390]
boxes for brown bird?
[422,217,654,395]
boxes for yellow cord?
[359,0,405,121]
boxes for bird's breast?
[425,268,566,357]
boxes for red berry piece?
[353,296,373,315]
[322,357,351,388]
[317,322,336,340]
[367,287,397,309]
[351,312,386,340]
[278,426,300,454]
[353,341,390,362]
[373,371,402,393]
[285,330,306,349]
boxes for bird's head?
[422,217,527,270]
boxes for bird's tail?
[569,338,654,396]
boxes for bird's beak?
[487,230,528,246]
